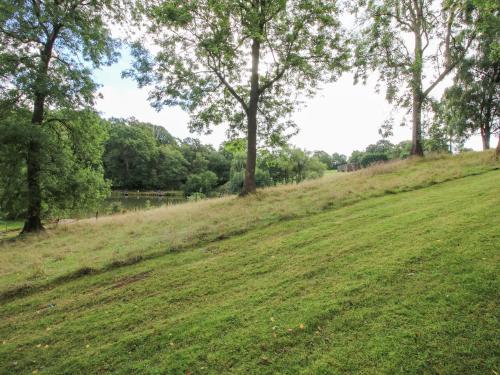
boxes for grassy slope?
[0,152,499,374]
[0,152,497,295]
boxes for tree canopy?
[0,0,122,232]
[353,0,477,156]
[441,0,500,150]
[126,0,349,194]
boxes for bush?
[360,153,389,167]
[110,201,124,214]
[184,171,218,196]
[228,168,273,193]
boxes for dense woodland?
[0,0,498,233]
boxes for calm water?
[80,192,186,218]
[1,193,187,224]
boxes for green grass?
[0,220,24,241]
[0,151,497,295]
[0,152,499,374]
[0,220,23,232]
[323,169,338,176]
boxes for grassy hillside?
[0,152,499,374]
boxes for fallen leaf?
[287,328,293,333]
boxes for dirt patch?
[109,271,152,289]
[105,255,144,270]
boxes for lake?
[79,191,186,218]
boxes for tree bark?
[480,126,491,150]
[22,95,45,233]
[411,21,424,156]
[242,37,261,195]
[21,27,60,233]
[411,91,424,156]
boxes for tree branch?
[211,68,248,113]
[423,33,475,98]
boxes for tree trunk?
[411,92,424,156]
[21,30,59,233]
[480,126,491,150]
[411,24,424,157]
[22,96,45,234]
[242,37,261,195]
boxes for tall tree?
[127,0,349,194]
[442,0,499,151]
[353,0,476,155]
[0,0,120,232]
[0,108,110,222]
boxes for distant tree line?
[0,112,337,220]
[102,118,335,195]
[347,136,452,168]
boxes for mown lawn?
[0,168,498,374]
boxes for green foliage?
[156,145,189,190]
[101,118,334,197]
[0,0,120,110]
[393,140,413,159]
[424,121,451,153]
[353,0,473,101]
[0,108,110,219]
[229,168,273,194]
[353,0,477,154]
[227,152,274,193]
[126,0,349,192]
[184,171,218,196]
[103,120,234,193]
[349,139,417,167]
[128,0,348,134]
[258,147,327,185]
[312,151,333,169]
[348,150,365,165]
[331,152,348,169]
[221,139,247,156]
[0,0,122,229]
[360,152,388,167]
[103,119,159,189]
[441,15,500,149]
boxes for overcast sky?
[93,48,482,156]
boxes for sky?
[93,48,483,157]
